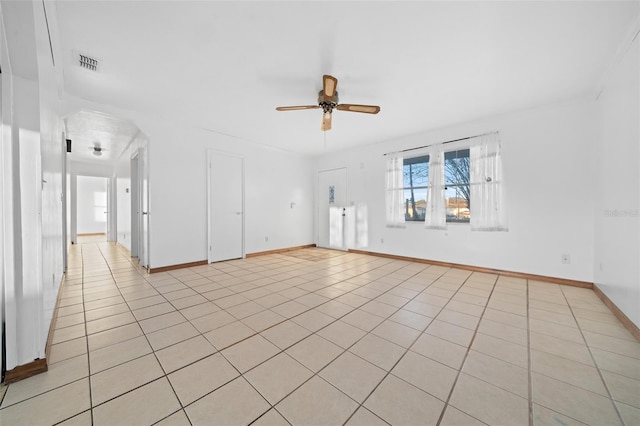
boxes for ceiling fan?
[276,75,380,131]
[89,144,106,157]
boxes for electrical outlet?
[265,236,269,242]
[380,238,384,244]
[562,254,570,264]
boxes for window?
[444,149,470,223]
[403,155,429,221]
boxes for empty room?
[0,1,638,425]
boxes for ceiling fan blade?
[323,75,338,98]
[336,104,380,114]
[276,105,320,111]
[321,112,332,131]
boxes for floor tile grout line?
[558,285,626,425]
[433,273,500,426]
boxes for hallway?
[0,243,638,425]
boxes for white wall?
[314,99,597,283]
[594,30,639,326]
[76,175,107,234]
[0,0,65,370]
[131,117,314,269]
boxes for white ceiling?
[54,1,638,156]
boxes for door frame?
[207,149,245,263]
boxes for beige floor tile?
[179,301,220,320]
[583,330,640,359]
[531,349,607,396]
[345,407,389,425]
[463,350,529,398]
[170,294,208,310]
[0,378,90,425]
[185,376,270,425]
[426,319,475,347]
[482,307,527,329]
[84,295,125,311]
[477,317,528,346]
[245,352,314,404]
[530,332,594,366]
[317,319,367,349]
[350,333,406,371]
[242,309,286,332]
[125,295,166,311]
[55,312,86,329]
[254,292,290,308]
[226,300,265,319]
[147,321,200,350]
[388,308,433,331]
[342,309,386,331]
[260,320,312,349]
[286,334,344,372]
[601,370,640,408]
[132,302,176,321]
[532,404,588,426]
[168,353,239,405]
[320,351,386,403]
[1,355,89,408]
[529,317,585,344]
[221,334,280,373]
[155,335,216,373]
[359,300,398,318]
[52,323,86,344]
[291,308,335,332]
[57,410,92,425]
[277,376,359,425]
[471,331,528,368]
[252,408,291,426]
[315,299,355,318]
[92,377,180,426]
[139,311,186,334]
[577,317,637,341]
[189,309,237,333]
[89,335,152,374]
[203,320,255,350]
[86,311,137,335]
[617,401,640,426]
[91,354,164,405]
[591,347,640,380]
[48,337,88,365]
[87,323,143,352]
[411,333,468,369]
[437,309,481,331]
[440,406,487,425]
[450,373,528,425]
[84,303,130,322]
[271,300,309,318]
[532,372,622,425]
[154,409,191,426]
[392,350,457,400]
[364,374,444,425]
[371,319,421,348]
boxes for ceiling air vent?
[79,54,98,71]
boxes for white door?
[130,154,139,258]
[318,168,347,248]
[136,146,150,268]
[208,151,244,262]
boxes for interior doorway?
[76,175,108,240]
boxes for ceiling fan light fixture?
[92,146,103,156]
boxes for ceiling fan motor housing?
[318,90,338,113]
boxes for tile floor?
[1,241,639,425]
